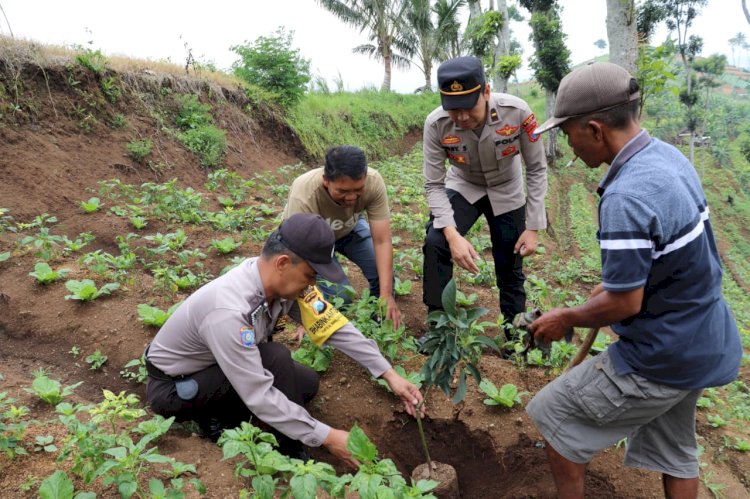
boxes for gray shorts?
[526,350,702,478]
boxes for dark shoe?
[277,435,309,460]
[197,418,227,442]
[500,348,516,360]
[294,448,312,462]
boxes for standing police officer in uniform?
[145,213,422,468]
[422,56,548,326]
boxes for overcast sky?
[0,1,747,93]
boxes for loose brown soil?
[1,56,748,498]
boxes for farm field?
[1,44,750,498]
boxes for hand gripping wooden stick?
[567,327,600,370]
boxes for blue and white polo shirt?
[597,130,741,389]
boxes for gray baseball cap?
[276,213,345,283]
[534,62,640,135]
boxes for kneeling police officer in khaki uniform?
[145,213,422,467]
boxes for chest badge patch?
[495,124,519,136]
[502,145,518,157]
[240,327,255,348]
[441,135,461,145]
[447,152,467,164]
[522,113,540,142]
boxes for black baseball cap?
[276,213,345,283]
[437,56,486,110]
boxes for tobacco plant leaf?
[346,424,377,463]
[39,470,74,499]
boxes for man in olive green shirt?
[283,145,401,326]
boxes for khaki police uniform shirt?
[423,93,548,230]
[147,257,392,447]
[282,167,390,240]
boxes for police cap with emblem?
[276,213,346,283]
[534,62,640,135]
[437,56,486,110]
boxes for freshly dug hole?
[384,419,617,498]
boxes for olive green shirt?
[283,167,390,240]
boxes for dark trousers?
[147,342,318,449]
[422,190,527,322]
[317,217,382,303]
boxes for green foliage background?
[286,90,440,162]
[231,28,311,108]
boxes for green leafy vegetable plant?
[707,414,728,428]
[19,226,65,260]
[38,470,95,499]
[211,236,241,254]
[64,279,119,301]
[129,215,148,229]
[62,232,95,254]
[79,197,101,213]
[731,437,750,452]
[346,424,438,499]
[33,435,57,453]
[219,421,286,479]
[120,357,148,384]
[478,380,526,408]
[0,392,30,458]
[292,336,334,372]
[137,301,182,327]
[0,207,14,233]
[343,290,418,362]
[29,262,70,284]
[94,418,195,498]
[24,370,82,405]
[84,350,108,371]
[394,277,413,296]
[219,421,348,497]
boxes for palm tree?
[405,0,465,91]
[729,34,739,67]
[0,2,13,38]
[729,32,747,67]
[434,0,465,59]
[738,32,749,68]
[317,0,414,91]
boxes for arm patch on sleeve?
[296,286,349,346]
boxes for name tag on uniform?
[249,302,269,326]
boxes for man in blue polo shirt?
[526,62,742,498]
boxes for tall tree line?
[317,0,534,92]
[519,0,570,161]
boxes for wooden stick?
[567,327,600,370]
